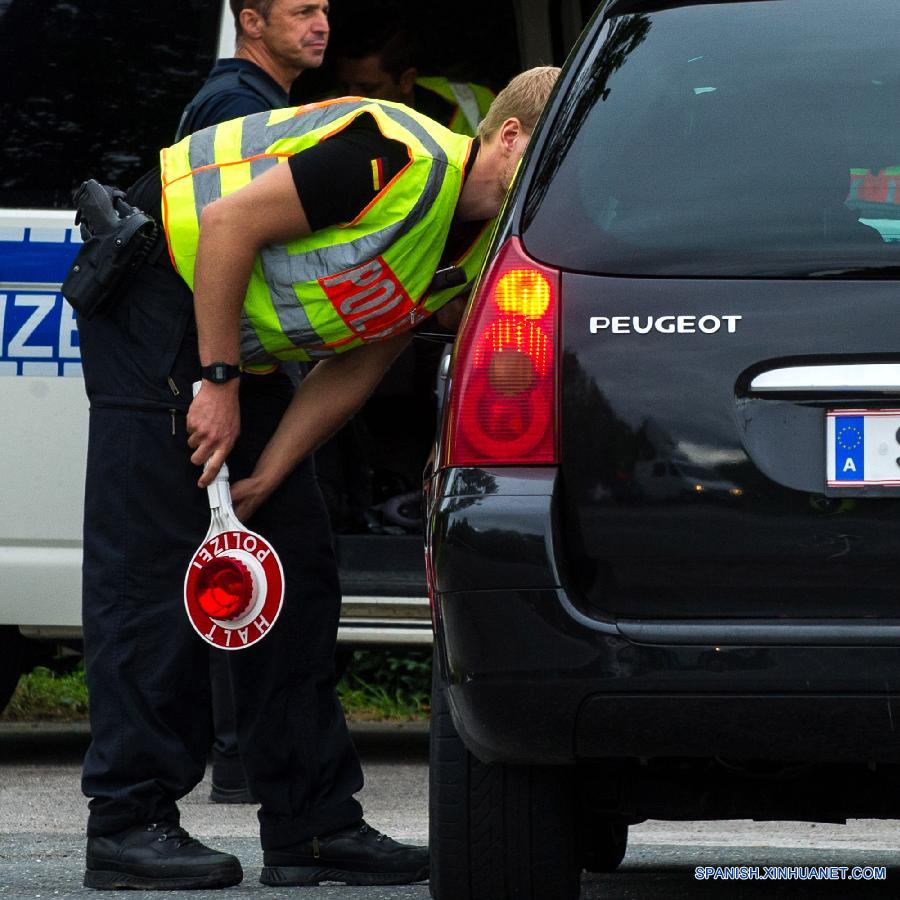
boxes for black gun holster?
[62,179,161,320]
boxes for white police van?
[0,0,593,711]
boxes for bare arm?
[230,332,412,522]
[186,162,311,487]
[433,295,468,331]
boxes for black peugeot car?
[425,1,900,897]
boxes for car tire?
[0,627,25,715]
[580,819,628,873]
[429,651,580,900]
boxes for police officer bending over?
[75,66,559,891]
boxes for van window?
[0,0,221,209]
[524,0,900,278]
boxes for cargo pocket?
[166,310,200,400]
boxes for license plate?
[827,409,900,486]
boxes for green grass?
[2,664,89,721]
[2,650,431,722]
[337,649,432,720]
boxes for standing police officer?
[177,0,330,140]
[77,67,559,890]
[176,0,331,808]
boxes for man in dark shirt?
[175,0,330,806]
[176,0,329,139]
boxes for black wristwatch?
[201,362,241,384]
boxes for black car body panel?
[428,0,900,823]
[556,275,900,621]
[432,467,900,767]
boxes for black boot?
[260,820,428,886]
[84,822,243,890]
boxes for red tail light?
[441,237,559,466]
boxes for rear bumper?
[430,467,900,765]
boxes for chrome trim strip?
[337,626,433,645]
[618,619,900,645]
[751,363,900,392]
[0,283,63,293]
[340,596,431,619]
[19,626,83,640]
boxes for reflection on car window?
[846,168,900,243]
[525,0,900,278]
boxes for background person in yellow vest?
[75,67,560,891]
[176,0,330,812]
[335,20,494,137]
[320,15,495,541]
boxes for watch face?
[204,363,239,383]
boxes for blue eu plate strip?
[834,415,865,481]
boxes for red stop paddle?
[183,384,284,649]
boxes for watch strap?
[201,362,242,383]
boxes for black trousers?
[209,649,245,788]
[78,259,363,849]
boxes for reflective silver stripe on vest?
[189,125,222,211]
[253,242,318,351]
[239,102,368,160]
[448,82,481,132]
[250,156,280,180]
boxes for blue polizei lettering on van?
[834,415,865,481]
[0,227,82,377]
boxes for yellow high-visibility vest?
[416,76,495,137]
[160,98,495,364]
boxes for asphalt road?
[2,722,900,899]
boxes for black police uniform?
[175,55,291,802]
[175,58,288,141]
[77,169,367,849]
[78,110,414,847]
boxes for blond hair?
[477,66,561,141]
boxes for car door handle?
[750,363,900,392]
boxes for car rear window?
[524,0,900,278]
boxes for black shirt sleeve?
[288,113,410,232]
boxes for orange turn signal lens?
[494,269,552,319]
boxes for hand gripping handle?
[192,381,238,522]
